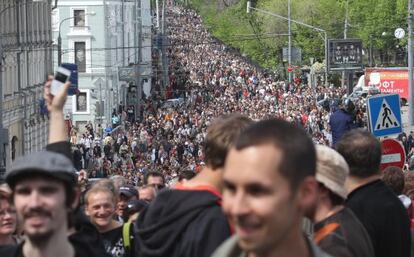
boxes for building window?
[74,10,85,27]
[74,42,86,72]
[11,136,18,161]
[76,92,88,112]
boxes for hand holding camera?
[44,66,71,113]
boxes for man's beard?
[26,229,54,247]
[23,207,54,247]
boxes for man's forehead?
[224,145,283,181]
[227,144,282,162]
[88,194,114,206]
[139,187,154,195]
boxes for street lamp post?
[57,12,95,66]
[408,0,414,126]
[246,1,328,84]
[369,35,373,67]
[288,0,291,86]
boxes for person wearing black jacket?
[337,129,411,257]
[136,114,253,257]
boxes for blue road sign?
[367,94,402,137]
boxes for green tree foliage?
[348,0,407,64]
[188,0,409,69]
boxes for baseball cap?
[5,151,77,188]
[127,199,148,215]
[119,185,138,198]
[315,145,349,199]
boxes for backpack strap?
[123,221,131,251]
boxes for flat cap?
[6,151,76,188]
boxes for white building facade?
[53,0,152,132]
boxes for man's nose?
[97,206,107,215]
[229,191,249,216]
[27,191,42,208]
[3,210,15,220]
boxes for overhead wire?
[2,34,297,54]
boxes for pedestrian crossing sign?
[367,94,402,137]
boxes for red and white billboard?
[365,68,409,100]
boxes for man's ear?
[296,176,319,213]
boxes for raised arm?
[44,75,70,143]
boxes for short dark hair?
[336,129,381,178]
[234,119,316,190]
[144,171,165,185]
[317,182,344,206]
[203,114,252,170]
[404,172,414,199]
[178,169,196,181]
[382,166,405,195]
[328,190,345,206]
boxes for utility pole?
[58,33,62,65]
[288,0,292,86]
[342,0,348,90]
[135,0,143,121]
[408,0,414,126]
[369,35,373,67]
[99,81,103,123]
[344,0,348,39]
[121,0,125,65]
[161,0,168,98]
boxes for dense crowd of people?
[0,4,414,257]
[67,6,370,188]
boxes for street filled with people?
[0,4,414,257]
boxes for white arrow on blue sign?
[367,94,402,137]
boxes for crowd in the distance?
[67,5,369,189]
[0,4,413,257]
